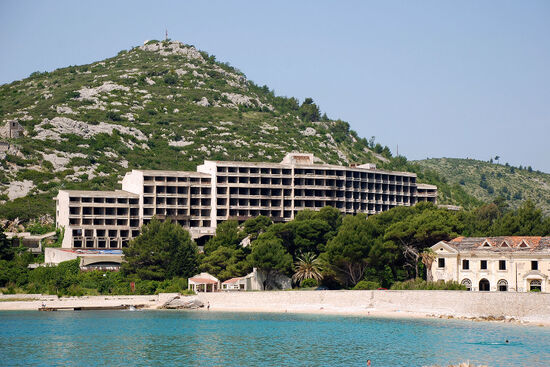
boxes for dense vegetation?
[3,200,548,296]
[415,158,550,215]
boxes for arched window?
[497,279,508,292]
[461,278,472,291]
[479,278,490,291]
[530,279,542,292]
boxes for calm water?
[1,311,549,367]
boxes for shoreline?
[1,290,549,327]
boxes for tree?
[420,248,436,281]
[247,236,292,290]
[243,215,273,240]
[292,252,323,285]
[122,219,198,280]
[384,204,460,279]
[324,214,373,287]
[0,230,14,261]
[298,98,320,122]
[491,200,550,236]
[204,220,244,253]
[200,245,250,281]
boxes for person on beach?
[207,302,210,310]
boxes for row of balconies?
[143,175,210,184]
[69,206,138,215]
[69,218,140,226]
[144,186,211,195]
[72,237,130,249]
[71,228,139,237]
[216,167,290,175]
[143,217,210,228]
[69,197,139,205]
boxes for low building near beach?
[44,247,123,271]
[5,231,57,254]
[188,272,221,292]
[222,276,247,291]
[221,268,291,291]
[430,236,550,292]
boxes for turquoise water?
[1,311,549,366]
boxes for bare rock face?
[139,41,205,62]
[35,117,147,142]
[8,180,34,200]
[161,296,204,309]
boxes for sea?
[1,310,549,367]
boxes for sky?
[1,1,549,172]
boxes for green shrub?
[390,278,466,291]
[26,222,55,235]
[353,280,381,290]
[163,73,178,85]
[300,278,318,288]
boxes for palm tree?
[292,252,323,285]
[420,248,437,282]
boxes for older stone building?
[430,237,550,292]
[0,120,23,139]
[55,153,437,252]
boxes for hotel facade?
[55,153,437,250]
[430,236,550,292]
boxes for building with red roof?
[188,272,220,292]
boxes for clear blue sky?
[1,1,549,172]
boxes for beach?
[2,290,550,326]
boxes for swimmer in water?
[505,339,509,344]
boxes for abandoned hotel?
[50,153,436,266]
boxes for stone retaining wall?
[197,290,550,323]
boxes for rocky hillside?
[0,40,392,220]
[415,158,550,215]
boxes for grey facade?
[56,153,437,249]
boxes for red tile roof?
[446,236,549,252]
[222,277,244,284]
[189,277,218,284]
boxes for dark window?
[499,260,506,270]
[480,260,487,270]
[438,258,445,268]
[462,259,469,270]
[532,261,538,271]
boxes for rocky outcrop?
[160,296,204,309]
[35,117,147,142]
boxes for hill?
[0,39,545,222]
[0,40,398,221]
[415,158,550,215]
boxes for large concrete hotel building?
[55,153,437,250]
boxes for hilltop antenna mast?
[165,29,168,41]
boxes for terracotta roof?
[189,277,218,284]
[222,277,244,284]
[445,236,550,252]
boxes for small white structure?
[222,276,247,291]
[5,231,56,254]
[44,247,123,270]
[221,268,291,291]
[188,272,220,292]
[430,236,550,292]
